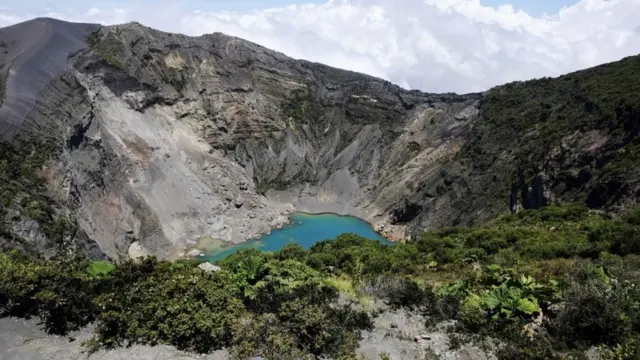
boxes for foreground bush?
[548,262,640,349]
[90,258,244,353]
[0,250,98,334]
[1,252,372,359]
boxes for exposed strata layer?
[2,18,638,260]
[0,18,480,259]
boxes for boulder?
[186,249,202,257]
[198,262,222,272]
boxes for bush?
[623,205,640,226]
[548,263,640,349]
[599,335,640,360]
[90,262,245,353]
[274,292,372,357]
[386,278,429,310]
[359,275,431,310]
[495,331,563,360]
[589,222,640,256]
[507,204,590,225]
[3,204,640,358]
[230,313,307,360]
[1,250,375,359]
[233,256,374,358]
[275,243,308,262]
[0,251,98,334]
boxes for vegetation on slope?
[2,204,640,359]
[0,138,80,255]
[422,55,640,230]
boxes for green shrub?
[495,331,563,360]
[386,278,428,310]
[599,335,640,360]
[548,263,640,349]
[623,205,640,226]
[0,251,98,334]
[456,296,487,332]
[505,203,590,225]
[274,292,372,357]
[90,263,244,352]
[231,256,374,357]
[359,275,431,310]
[172,258,203,269]
[588,222,640,256]
[3,204,640,358]
[230,313,307,360]
[275,243,308,262]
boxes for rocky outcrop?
[1,18,638,260]
[198,262,222,272]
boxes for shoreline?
[191,210,393,260]
[176,190,407,260]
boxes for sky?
[1,0,639,93]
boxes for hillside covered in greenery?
[419,54,640,232]
[2,204,640,359]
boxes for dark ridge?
[0,18,99,140]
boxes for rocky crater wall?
[2,19,638,260]
[60,22,482,259]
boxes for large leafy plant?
[482,267,560,319]
[484,283,541,319]
[443,265,560,322]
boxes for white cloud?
[1,0,639,93]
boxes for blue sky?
[481,0,576,15]
[20,0,578,17]
[169,0,577,16]
[155,0,577,15]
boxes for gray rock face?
[0,18,483,259]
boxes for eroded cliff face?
[0,19,482,259]
[2,19,638,260]
[77,22,485,258]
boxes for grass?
[325,276,376,311]
[87,261,115,277]
[87,29,127,70]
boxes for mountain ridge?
[0,17,638,260]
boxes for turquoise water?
[201,212,392,262]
